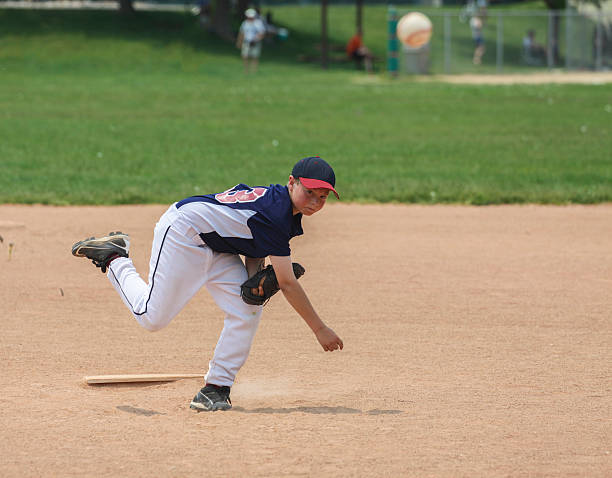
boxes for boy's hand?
[269,255,343,352]
[315,326,343,352]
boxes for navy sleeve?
[248,216,291,257]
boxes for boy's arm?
[256,20,266,41]
[269,255,343,352]
[244,256,265,278]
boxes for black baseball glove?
[240,263,306,306]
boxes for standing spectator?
[470,16,485,65]
[236,8,266,74]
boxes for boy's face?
[288,176,330,216]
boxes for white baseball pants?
[107,205,263,387]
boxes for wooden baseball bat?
[84,373,204,385]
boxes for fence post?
[580,13,587,69]
[387,6,399,77]
[496,14,503,72]
[595,12,603,71]
[444,14,451,74]
[565,8,571,69]
[547,10,554,68]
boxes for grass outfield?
[1,7,611,205]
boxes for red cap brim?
[299,177,340,199]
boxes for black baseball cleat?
[190,384,232,412]
[71,231,130,273]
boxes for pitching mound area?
[1,204,610,476]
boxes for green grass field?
[1,5,611,204]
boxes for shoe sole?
[189,397,232,412]
[71,232,129,258]
[189,401,232,412]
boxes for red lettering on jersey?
[215,187,267,204]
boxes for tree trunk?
[544,0,566,66]
[356,0,363,35]
[321,0,328,69]
[118,0,134,14]
[212,0,234,42]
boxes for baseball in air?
[397,12,433,48]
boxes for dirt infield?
[1,204,610,477]
[421,71,612,85]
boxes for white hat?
[245,8,256,18]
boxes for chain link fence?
[392,8,612,75]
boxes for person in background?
[346,29,374,73]
[522,29,546,64]
[236,8,266,73]
[470,16,485,65]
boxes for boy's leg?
[108,213,211,331]
[251,43,261,73]
[204,253,263,387]
[241,43,250,72]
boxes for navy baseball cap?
[292,156,339,199]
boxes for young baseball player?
[72,156,344,411]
